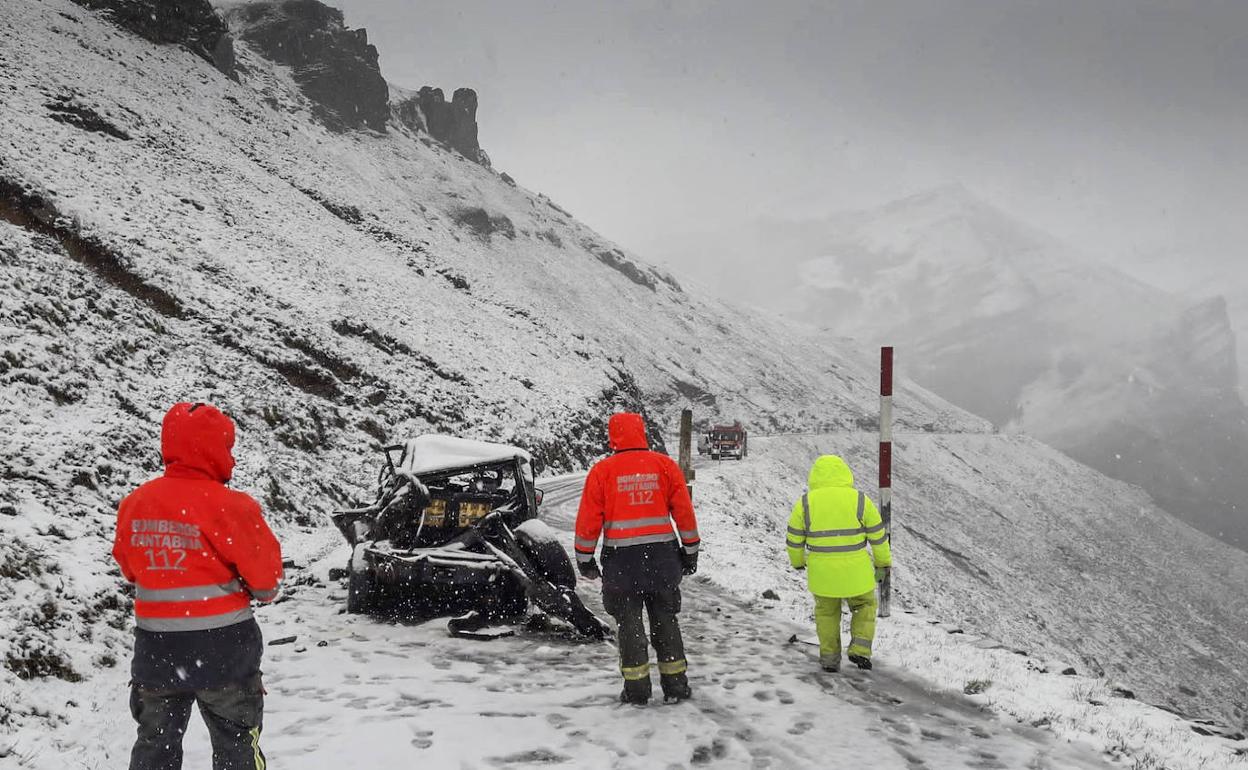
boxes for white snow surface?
[0,469,1110,769]
[397,435,532,477]
[4,458,1244,769]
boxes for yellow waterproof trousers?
[814,590,877,663]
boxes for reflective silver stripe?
[682,542,700,554]
[850,636,873,650]
[603,532,677,547]
[855,492,865,527]
[867,535,888,546]
[864,522,886,534]
[250,587,280,602]
[808,527,866,538]
[575,537,598,550]
[786,525,806,538]
[575,551,595,563]
[678,529,700,542]
[135,607,254,632]
[606,516,672,530]
[785,538,805,549]
[135,580,243,603]
[806,541,867,553]
[802,494,811,535]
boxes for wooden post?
[678,408,695,499]
[878,347,894,618]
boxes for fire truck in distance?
[699,421,748,460]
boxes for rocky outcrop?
[392,87,488,165]
[223,0,389,132]
[69,0,234,76]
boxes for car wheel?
[347,563,377,614]
[482,577,528,620]
[516,527,577,589]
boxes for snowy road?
[246,472,1108,768]
[23,471,1110,769]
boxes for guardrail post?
[679,408,695,499]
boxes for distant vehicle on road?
[707,422,748,460]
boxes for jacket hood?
[808,455,854,490]
[608,412,649,452]
[161,402,236,483]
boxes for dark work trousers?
[129,673,266,770]
[603,587,690,700]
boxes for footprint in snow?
[487,748,571,766]
[629,727,654,754]
[397,692,445,708]
[880,716,913,735]
[775,689,795,704]
[690,738,730,765]
[786,720,813,736]
[546,713,571,729]
[439,673,478,684]
[408,727,434,750]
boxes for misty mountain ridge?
[747,184,1248,548]
[1117,247,1248,402]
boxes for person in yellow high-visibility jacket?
[787,455,892,672]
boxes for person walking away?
[113,402,284,769]
[786,454,891,672]
[574,412,700,705]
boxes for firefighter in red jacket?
[575,412,699,704]
[112,402,283,770]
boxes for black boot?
[848,654,873,671]
[661,672,692,703]
[620,677,651,705]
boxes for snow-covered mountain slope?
[3,1,1248,765]
[752,186,1248,549]
[0,0,971,732]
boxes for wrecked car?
[331,435,609,639]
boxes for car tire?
[516,527,577,589]
[482,578,528,620]
[347,563,377,614]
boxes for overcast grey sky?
[335,0,1247,280]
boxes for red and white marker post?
[878,346,894,618]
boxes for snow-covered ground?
[4,466,1127,770]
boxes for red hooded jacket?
[574,413,699,564]
[113,403,283,633]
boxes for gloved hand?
[874,566,890,584]
[680,550,699,576]
[578,557,601,580]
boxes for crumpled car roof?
[397,435,533,477]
